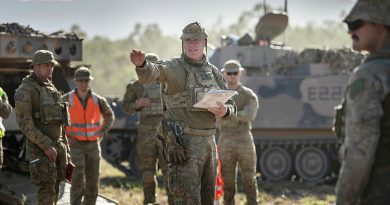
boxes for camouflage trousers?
[168,135,216,205]
[27,140,68,205]
[218,130,258,205]
[137,128,173,205]
[69,139,100,205]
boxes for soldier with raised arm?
[129,22,236,205]
[334,0,390,204]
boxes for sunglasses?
[226,72,239,76]
[347,20,364,32]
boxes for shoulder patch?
[349,79,365,99]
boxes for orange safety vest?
[65,91,102,141]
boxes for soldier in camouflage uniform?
[14,50,70,205]
[0,87,12,167]
[334,0,390,204]
[217,60,259,205]
[122,53,173,205]
[63,67,114,205]
[130,22,236,205]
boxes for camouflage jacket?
[218,85,259,131]
[62,89,115,135]
[336,40,390,204]
[0,88,12,131]
[14,73,70,152]
[122,80,163,127]
[136,54,236,130]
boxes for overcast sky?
[0,0,356,40]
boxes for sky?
[0,0,356,40]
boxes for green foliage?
[76,3,351,98]
[79,24,180,98]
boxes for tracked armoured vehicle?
[0,23,117,204]
[209,12,364,183]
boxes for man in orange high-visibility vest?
[63,67,114,205]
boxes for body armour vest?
[24,78,68,125]
[373,92,390,172]
[140,82,164,116]
[20,76,68,141]
[163,57,220,111]
[344,56,390,174]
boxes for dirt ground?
[99,159,336,205]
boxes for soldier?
[0,87,12,168]
[122,53,173,205]
[217,60,259,205]
[334,0,390,204]
[63,67,114,205]
[130,22,236,205]
[14,50,70,204]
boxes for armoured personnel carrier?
[0,23,117,204]
[209,12,364,183]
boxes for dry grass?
[99,159,336,205]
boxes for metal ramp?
[0,169,118,205]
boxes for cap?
[222,59,244,72]
[344,0,390,26]
[30,50,58,68]
[180,22,208,40]
[74,66,94,81]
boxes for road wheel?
[295,147,330,183]
[260,147,293,181]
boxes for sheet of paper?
[193,89,237,109]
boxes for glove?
[167,141,186,165]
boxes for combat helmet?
[180,22,208,40]
[344,0,390,26]
[145,53,159,63]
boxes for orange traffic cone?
[214,145,224,205]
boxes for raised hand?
[130,49,146,67]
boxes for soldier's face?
[347,21,382,53]
[75,79,91,92]
[183,39,205,61]
[34,63,54,80]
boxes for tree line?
[73,3,351,98]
